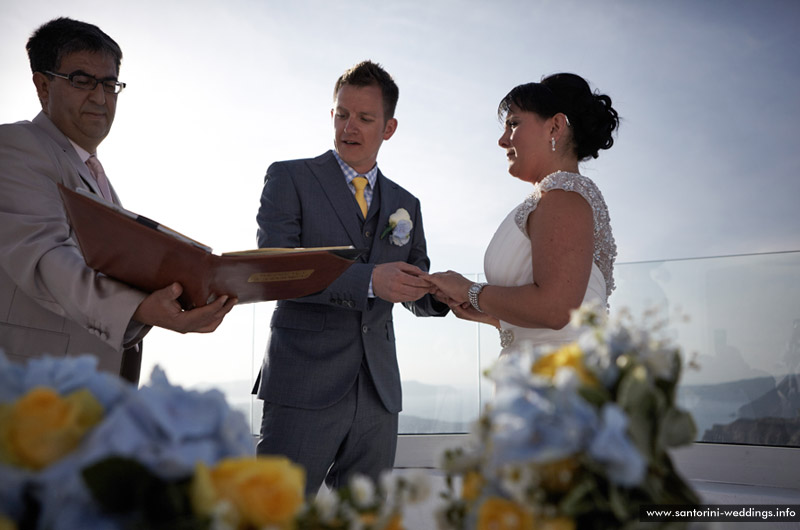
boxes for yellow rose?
[476,497,534,530]
[0,387,103,470]
[461,470,484,501]
[192,456,305,529]
[532,343,598,386]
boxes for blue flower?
[0,351,130,408]
[488,385,599,469]
[390,219,412,246]
[588,404,646,487]
[0,353,255,530]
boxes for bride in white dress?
[427,73,619,355]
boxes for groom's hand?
[373,262,430,303]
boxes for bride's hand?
[449,300,500,327]
[425,272,500,327]
[426,271,472,304]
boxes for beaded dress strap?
[513,171,617,296]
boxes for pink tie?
[85,154,114,201]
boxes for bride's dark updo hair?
[498,73,619,161]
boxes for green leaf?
[608,484,629,520]
[616,367,658,458]
[142,476,198,524]
[82,456,206,529]
[577,384,612,407]
[559,474,602,516]
[82,456,155,512]
[658,408,697,449]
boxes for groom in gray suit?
[0,18,235,383]
[253,60,448,495]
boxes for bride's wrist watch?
[468,282,488,313]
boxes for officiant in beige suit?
[0,17,236,383]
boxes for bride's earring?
[551,137,556,152]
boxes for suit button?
[347,301,355,308]
[365,230,372,237]
[362,325,369,334]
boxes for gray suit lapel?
[308,151,365,248]
[368,172,398,264]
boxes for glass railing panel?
[394,251,800,445]
[613,251,800,447]
[395,304,480,434]
[396,273,491,434]
[142,251,799,448]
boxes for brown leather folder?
[59,185,363,309]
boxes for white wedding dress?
[484,171,617,354]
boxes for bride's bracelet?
[468,282,488,312]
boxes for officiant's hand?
[133,282,237,333]
[373,262,431,303]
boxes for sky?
[2,0,799,398]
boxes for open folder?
[59,184,363,309]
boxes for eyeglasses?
[44,70,126,95]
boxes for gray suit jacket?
[0,112,149,377]
[253,150,448,413]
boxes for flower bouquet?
[437,303,700,530]
[0,353,429,530]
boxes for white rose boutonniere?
[381,208,413,246]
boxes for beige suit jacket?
[0,112,149,376]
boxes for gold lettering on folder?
[248,269,314,283]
